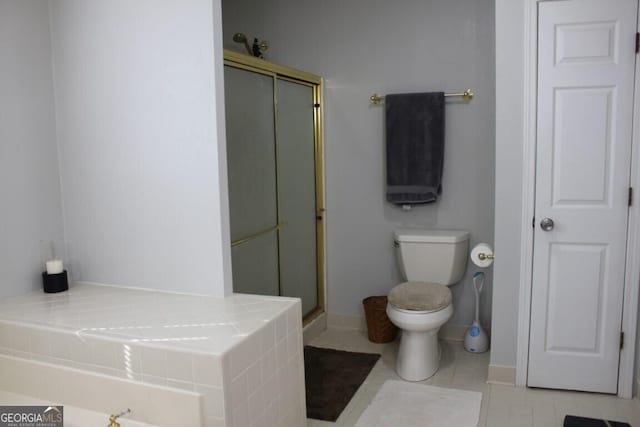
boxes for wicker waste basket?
[362,296,398,343]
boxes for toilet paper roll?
[470,243,494,268]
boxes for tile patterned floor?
[306,328,640,427]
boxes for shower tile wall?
[0,284,305,427]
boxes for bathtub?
[0,355,201,426]
[0,390,156,427]
[0,282,306,427]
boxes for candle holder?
[42,271,68,293]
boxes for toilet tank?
[394,229,470,285]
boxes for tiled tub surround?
[0,284,306,427]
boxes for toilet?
[386,228,470,381]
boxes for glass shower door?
[224,55,323,320]
[224,66,280,296]
[276,78,318,316]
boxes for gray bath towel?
[385,92,445,204]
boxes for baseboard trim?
[327,313,470,342]
[303,312,327,345]
[439,323,468,342]
[326,313,366,331]
[487,364,517,386]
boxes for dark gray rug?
[564,415,631,427]
[304,346,380,421]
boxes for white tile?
[92,365,121,377]
[12,350,30,359]
[264,401,279,427]
[70,335,93,364]
[287,330,301,360]
[141,374,167,387]
[230,337,259,379]
[263,372,278,408]
[195,384,225,418]
[166,349,193,382]
[31,353,54,364]
[259,322,276,354]
[276,391,289,425]
[275,338,287,372]
[167,379,195,392]
[286,305,300,334]
[275,314,287,342]
[275,369,287,407]
[233,400,250,427]
[49,332,73,360]
[12,325,32,353]
[231,370,248,410]
[246,360,262,392]
[0,323,11,347]
[29,329,51,356]
[90,339,118,369]
[140,346,167,378]
[248,388,265,424]
[119,343,142,375]
[203,415,226,427]
[193,353,223,387]
[261,348,277,382]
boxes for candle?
[46,260,64,275]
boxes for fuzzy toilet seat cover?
[388,281,452,311]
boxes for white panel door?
[529,0,637,393]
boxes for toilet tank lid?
[394,229,470,243]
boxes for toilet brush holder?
[464,271,489,353]
[42,271,68,293]
[464,321,489,353]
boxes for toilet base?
[396,329,440,381]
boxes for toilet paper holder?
[471,243,495,268]
[477,252,494,261]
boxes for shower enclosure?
[223,50,324,320]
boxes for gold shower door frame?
[224,49,325,324]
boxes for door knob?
[540,218,554,231]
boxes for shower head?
[232,32,252,56]
[233,33,247,43]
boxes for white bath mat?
[355,380,482,427]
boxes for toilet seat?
[389,304,450,315]
[388,281,452,312]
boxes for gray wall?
[222,0,496,328]
[49,0,233,296]
[0,1,65,297]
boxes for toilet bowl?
[387,303,453,381]
[387,229,469,381]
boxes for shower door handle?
[540,218,554,231]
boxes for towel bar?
[369,89,474,105]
